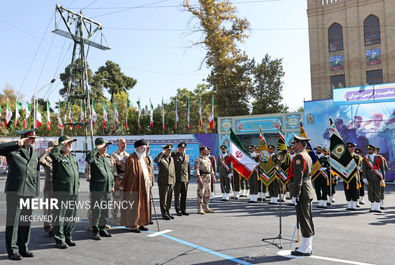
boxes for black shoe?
[8,253,22,260]
[46,230,54,237]
[169,215,174,219]
[380,206,385,210]
[129,228,141,233]
[56,241,68,249]
[149,221,154,225]
[65,239,76,246]
[291,250,312,256]
[177,212,182,216]
[182,211,189,216]
[20,250,34,258]
[162,215,170,220]
[93,232,101,240]
[99,230,112,237]
[360,201,365,205]
[257,198,263,201]
[139,226,148,231]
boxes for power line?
[91,0,169,18]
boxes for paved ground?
[0,175,394,265]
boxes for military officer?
[290,135,315,256]
[195,146,215,214]
[248,145,259,203]
[50,135,79,249]
[146,142,155,225]
[324,147,337,205]
[86,138,114,240]
[344,143,362,211]
[374,147,388,210]
[218,145,232,201]
[362,144,386,213]
[231,170,241,200]
[39,140,58,237]
[268,145,280,204]
[314,146,329,208]
[110,138,129,225]
[207,147,217,199]
[155,144,176,220]
[355,148,365,205]
[172,142,191,216]
[2,129,40,260]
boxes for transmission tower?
[52,4,110,153]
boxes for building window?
[366,69,383,85]
[330,75,345,89]
[328,23,343,52]
[364,15,381,46]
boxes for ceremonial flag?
[125,98,130,129]
[24,101,32,128]
[229,129,258,179]
[102,100,108,130]
[149,99,154,128]
[162,98,165,133]
[113,101,118,129]
[175,98,179,130]
[137,99,142,130]
[15,100,23,127]
[209,95,214,131]
[46,101,51,130]
[329,118,358,189]
[187,96,191,130]
[91,101,97,127]
[198,96,203,129]
[68,104,73,130]
[57,101,63,130]
[36,102,43,128]
[5,100,12,127]
[77,102,84,129]
[257,127,276,185]
[276,126,290,184]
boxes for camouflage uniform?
[195,155,214,213]
[111,149,130,223]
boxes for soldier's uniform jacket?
[39,151,54,193]
[111,150,129,180]
[209,155,217,174]
[290,149,314,200]
[171,152,190,183]
[155,152,176,185]
[195,155,214,179]
[352,153,363,183]
[146,155,155,185]
[50,144,79,195]
[0,141,40,197]
[218,153,232,176]
[362,154,386,181]
[86,148,114,192]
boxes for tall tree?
[250,54,288,114]
[183,0,252,117]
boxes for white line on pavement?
[147,229,172,237]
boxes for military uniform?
[218,147,232,201]
[344,152,362,210]
[195,154,215,213]
[172,148,190,215]
[315,152,329,208]
[155,150,176,219]
[248,150,259,203]
[268,153,280,203]
[50,136,79,247]
[377,153,388,209]
[231,170,241,199]
[86,139,114,238]
[110,149,129,224]
[209,154,217,198]
[2,130,40,259]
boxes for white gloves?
[291,197,297,205]
[319,167,327,171]
[363,178,368,185]
[357,166,361,170]
[227,173,232,179]
[216,173,220,178]
[380,180,385,186]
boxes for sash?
[364,155,383,180]
[287,155,306,181]
[218,154,230,171]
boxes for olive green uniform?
[39,150,54,233]
[155,152,176,217]
[172,152,190,214]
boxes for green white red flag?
[24,101,32,128]
[125,98,130,129]
[209,95,214,131]
[46,101,51,130]
[113,101,118,129]
[149,98,154,128]
[91,101,97,127]
[102,100,108,130]
[137,99,142,130]
[36,101,43,128]
[15,100,23,127]
[175,98,179,130]
[5,100,12,127]
[57,101,63,130]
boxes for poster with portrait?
[330,55,344,71]
[366,48,381,66]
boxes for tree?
[93,60,137,102]
[250,54,288,114]
[183,0,252,117]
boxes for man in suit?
[290,135,315,256]
[1,129,40,260]
[172,142,191,216]
[155,144,176,220]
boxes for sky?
[0,0,311,112]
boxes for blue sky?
[0,0,311,111]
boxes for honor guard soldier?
[195,146,215,214]
[324,147,336,205]
[218,145,232,201]
[86,138,114,240]
[355,148,365,205]
[172,142,191,216]
[374,147,388,210]
[268,145,280,204]
[362,144,386,213]
[344,143,362,211]
[50,135,79,249]
[314,146,329,208]
[2,129,40,260]
[155,144,176,220]
[248,145,259,203]
[289,135,315,256]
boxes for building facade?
[307,0,395,100]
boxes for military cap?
[58,135,77,145]
[366,144,375,150]
[178,142,187,148]
[134,139,147,148]
[375,147,380,151]
[293,134,310,142]
[268,144,276,149]
[323,147,329,152]
[314,145,322,150]
[95,137,111,149]
[220,145,227,149]
[48,140,58,148]
[248,145,255,149]
[18,128,38,138]
[207,147,211,151]
[199,146,207,151]
[355,148,363,154]
[161,143,173,149]
[346,142,356,148]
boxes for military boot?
[204,204,214,213]
[197,204,205,214]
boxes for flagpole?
[32,79,55,130]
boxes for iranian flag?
[68,104,72,131]
[187,96,191,129]
[46,101,51,130]
[57,101,63,130]
[175,98,179,130]
[198,96,203,129]
[113,101,118,129]
[15,100,23,127]
[24,101,32,128]
[229,129,258,180]
[125,98,130,129]
[5,100,12,127]
[208,95,214,131]
[102,100,108,130]
[149,98,154,128]
[77,102,84,129]
[36,102,43,128]
[162,98,165,133]
[137,99,141,130]
[91,101,97,127]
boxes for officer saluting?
[289,135,315,256]
[1,129,40,260]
